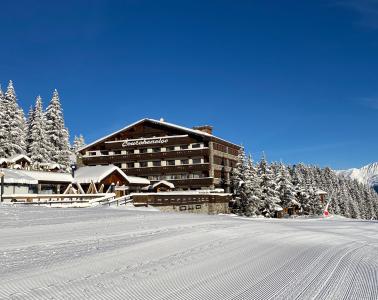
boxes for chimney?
[193,125,213,135]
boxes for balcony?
[82,148,210,164]
[149,177,214,187]
[122,163,210,176]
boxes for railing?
[82,148,210,164]
[125,163,210,176]
[2,193,116,206]
[149,177,214,187]
[102,195,133,206]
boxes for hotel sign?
[122,138,169,147]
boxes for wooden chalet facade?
[79,118,241,191]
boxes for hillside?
[337,162,378,192]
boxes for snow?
[7,154,32,164]
[152,180,175,189]
[0,168,38,185]
[0,205,377,299]
[74,165,150,185]
[21,170,73,183]
[316,189,327,195]
[337,162,378,187]
[79,118,239,152]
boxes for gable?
[80,119,208,153]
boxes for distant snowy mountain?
[337,162,378,192]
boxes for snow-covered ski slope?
[0,206,377,299]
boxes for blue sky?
[0,0,377,169]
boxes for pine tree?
[72,134,86,153]
[243,155,262,216]
[276,163,298,210]
[25,105,34,155]
[230,147,249,214]
[0,86,7,157]
[28,96,51,166]
[3,81,26,156]
[258,154,281,217]
[45,89,71,170]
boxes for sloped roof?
[152,180,175,189]
[0,169,38,185]
[316,189,327,195]
[73,165,150,185]
[8,154,32,163]
[79,118,240,152]
[0,169,72,184]
[22,170,73,183]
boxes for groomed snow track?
[0,206,377,299]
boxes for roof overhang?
[79,118,240,153]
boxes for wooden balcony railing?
[82,148,210,164]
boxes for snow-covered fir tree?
[45,89,71,170]
[72,134,86,153]
[276,163,298,209]
[230,147,249,214]
[243,155,262,216]
[27,96,51,166]
[25,105,34,155]
[2,81,26,156]
[0,86,7,157]
[257,154,281,217]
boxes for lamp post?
[0,170,4,203]
[70,164,77,178]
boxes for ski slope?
[0,205,377,299]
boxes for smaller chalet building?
[1,165,149,198]
[0,168,73,195]
[0,154,32,169]
[73,165,150,195]
[79,118,241,192]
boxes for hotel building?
[79,118,241,191]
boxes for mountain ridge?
[336,162,378,192]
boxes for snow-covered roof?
[79,118,240,152]
[0,168,38,185]
[73,165,150,185]
[127,175,150,185]
[316,189,327,195]
[8,154,32,164]
[152,180,175,189]
[0,169,72,184]
[22,170,73,183]
[0,158,8,164]
[39,163,62,170]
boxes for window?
[114,150,121,155]
[139,161,148,168]
[192,158,202,164]
[166,146,175,151]
[139,148,148,154]
[189,172,202,179]
[126,162,134,168]
[114,163,122,168]
[89,151,97,156]
[181,159,189,165]
[180,145,189,150]
[166,160,175,166]
[153,161,161,167]
[100,150,109,155]
[152,147,161,153]
[192,143,201,149]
